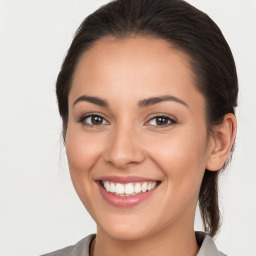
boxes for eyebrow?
[138,95,188,108]
[73,95,109,107]
[73,94,188,108]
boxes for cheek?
[148,128,208,193]
[65,126,105,205]
[65,127,103,174]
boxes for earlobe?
[206,113,237,171]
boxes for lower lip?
[97,182,159,208]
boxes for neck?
[92,224,199,256]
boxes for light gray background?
[0,0,255,255]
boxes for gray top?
[41,231,226,256]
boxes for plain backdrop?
[0,0,255,255]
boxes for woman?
[42,0,237,255]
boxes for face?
[66,36,214,241]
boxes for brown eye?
[155,117,169,125]
[147,115,176,127]
[91,115,104,125]
[79,114,108,126]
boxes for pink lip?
[96,175,158,184]
[96,179,160,208]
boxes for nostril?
[102,137,146,169]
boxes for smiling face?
[65,36,214,241]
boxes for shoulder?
[196,231,227,256]
[40,245,74,256]
[40,234,96,256]
[41,232,226,256]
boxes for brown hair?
[56,0,238,237]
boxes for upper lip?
[96,176,159,184]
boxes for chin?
[96,212,162,241]
[103,224,151,241]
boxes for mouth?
[96,176,161,207]
[99,180,161,196]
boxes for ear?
[206,113,237,171]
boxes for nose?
[103,125,146,169]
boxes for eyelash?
[77,113,177,128]
[77,113,109,127]
[146,114,177,128]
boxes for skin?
[65,36,236,256]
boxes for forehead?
[70,36,204,110]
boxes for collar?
[195,231,226,256]
[68,232,226,256]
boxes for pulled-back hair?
[56,0,238,237]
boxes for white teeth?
[102,181,158,196]
[104,181,110,192]
[125,183,134,195]
[110,183,116,193]
[116,183,125,194]
[141,182,147,192]
[134,183,142,193]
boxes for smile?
[101,181,158,196]
[96,176,161,207]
